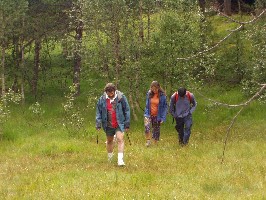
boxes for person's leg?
[175,117,185,145]
[151,116,160,143]
[106,135,115,152]
[144,117,152,146]
[116,129,125,166]
[183,115,193,145]
[106,127,115,161]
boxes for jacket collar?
[105,91,117,103]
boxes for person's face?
[151,86,159,94]
[106,90,115,99]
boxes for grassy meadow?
[0,85,265,199]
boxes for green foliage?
[143,4,202,94]
[0,89,21,123]
[62,84,86,136]
[0,0,28,43]
[0,89,21,140]
[29,102,45,118]
[241,17,266,101]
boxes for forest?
[0,0,265,199]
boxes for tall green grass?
[0,86,265,199]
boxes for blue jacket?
[144,90,168,122]
[96,90,130,132]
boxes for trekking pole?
[126,131,132,146]
[96,128,100,144]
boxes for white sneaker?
[146,140,151,147]
[118,160,125,166]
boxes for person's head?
[149,81,165,97]
[104,83,116,99]
[150,81,160,94]
[178,87,186,97]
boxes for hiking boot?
[146,140,151,147]
[108,152,114,162]
[118,160,125,166]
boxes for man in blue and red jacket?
[96,83,130,166]
[169,87,197,146]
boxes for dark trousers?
[175,114,193,145]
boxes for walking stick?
[126,131,132,146]
[96,128,100,144]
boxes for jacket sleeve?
[190,93,197,113]
[144,92,150,117]
[95,98,102,129]
[122,95,130,129]
[169,94,176,117]
[161,95,168,122]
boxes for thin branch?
[176,9,266,61]
[177,25,243,60]
[217,9,266,24]
[220,84,266,163]
[193,84,266,163]
[196,83,266,107]
[221,107,244,164]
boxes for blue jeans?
[175,114,193,145]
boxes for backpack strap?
[175,92,178,103]
[186,91,191,103]
[175,91,191,103]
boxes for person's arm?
[144,92,150,118]
[122,95,130,130]
[169,94,175,117]
[95,98,102,130]
[190,94,197,114]
[161,95,168,122]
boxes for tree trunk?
[1,46,5,96]
[147,7,151,43]
[112,19,121,87]
[96,28,110,79]
[139,0,144,42]
[129,80,138,121]
[224,0,232,16]
[73,20,83,96]
[33,39,41,100]
[133,63,141,113]
[198,0,206,13]
[21,41,25,104]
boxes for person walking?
[96,83,130,166]
[169,87,197,146]
[144,81,168,147]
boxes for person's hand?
[96,127,101,131]
[125,128,129,132]
[160,121,163,124]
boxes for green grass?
[0,86,265,199]
[0,129,265,199]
